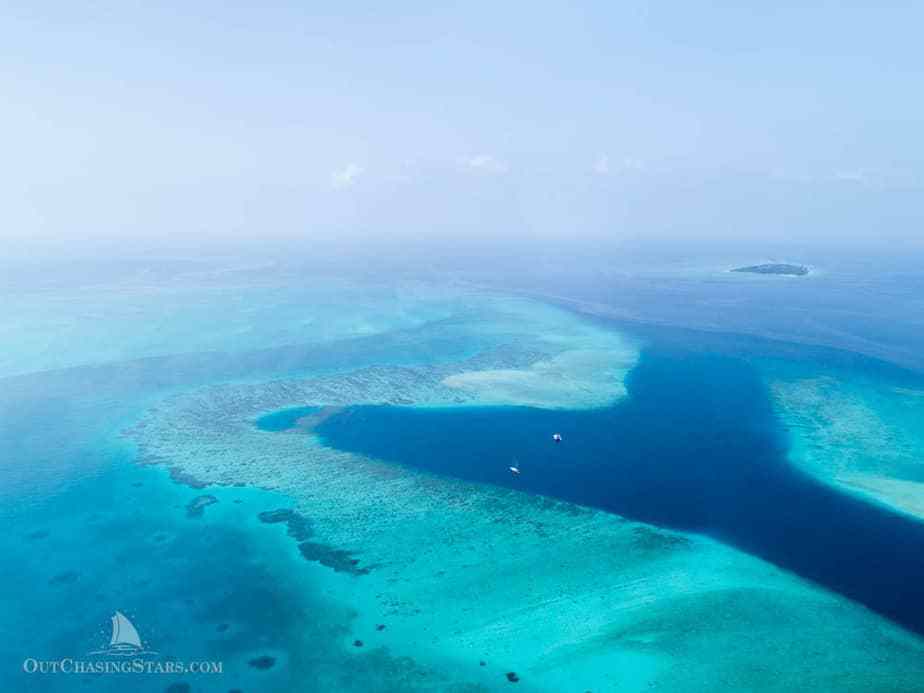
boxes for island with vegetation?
[731,263,809,276]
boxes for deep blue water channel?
[314,347,924,637]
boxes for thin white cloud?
[768,168,817,184]
[594,154,645,176]
[462,154,508,174]
[331,163,365,189]
[833,169,865,183]
[621,157,645,172]
[771,168,876,185]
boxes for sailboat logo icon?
[89,611,157,657]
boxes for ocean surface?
[3,265,924,691]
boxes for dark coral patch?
[375,624,386,631]
[298,541,369,575]
[248,655,276,670]
[169,466,210,489]
[506,672,520,683]
[49,570,79,585]
[186,495,218,518]
[353,640,364,648]
[257,508,312,541]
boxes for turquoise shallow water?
[1,458,318,691]
[5,277,924,691]
[0,305,498,690]
[1,448,460,691]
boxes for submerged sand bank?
[770,371,924,522]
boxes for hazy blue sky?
[4,2,923,258]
